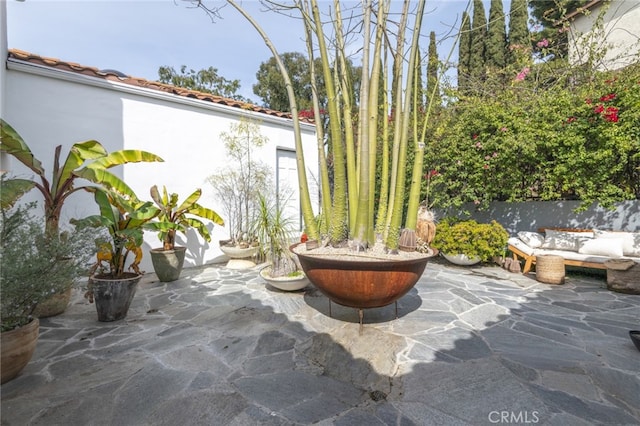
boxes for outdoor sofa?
[508,228,640,274]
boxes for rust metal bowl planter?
[291,243,437,310]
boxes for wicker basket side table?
[536,255,565,284]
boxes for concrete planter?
[259,266,309,291]
[150,247,187,282]
[442,253,481,266]
[220,245,260,269]
[90,273,141,322]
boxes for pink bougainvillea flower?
[500,127,508,132]
[585,98,592,104]
[485,155,491,160]
[566,116,577,124]
[474,199,481,205]
[492,152,498,158]
[536,39,549,48]
[594,104,604,114]
[483,164,489,169]
[515,67,530,81]
[475,142,483,149]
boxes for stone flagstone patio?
[1,259,639,425]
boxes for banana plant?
[71,188,159,278]
[0,119,164,237]
[144,185,225,250]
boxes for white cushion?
[593,229,640,257]
[578,238,624,258]
[508,237,535,255]
[517,231,545,248]
[541,230,588,251]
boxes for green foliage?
[529,0,594,58]
[1,202,94,331]
[72,188,159,278]
[426,31,441,108]
[157,65,246,101]
[253,194,298,277]
[431,218,508,262]
[486,0,507,70]
[145,185,224,250]
[458,11,472,94]
[427,63,640,211]
[469,0,487,83]
[208,119,271,244]
[507,0,531,66]
[0,119,164,236]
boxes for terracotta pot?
[90,273,141,322]
[292,243,437,309]
[1,318,39,384]
[150,247,187,282]
[33,287,73,318]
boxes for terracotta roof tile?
[7,49,301,121]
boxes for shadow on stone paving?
[0,264,638,425]
[303,286,423,325]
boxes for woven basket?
[536,255,565,284]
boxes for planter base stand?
[293,243,437,332]
[226,259,257,269]
[220,245,259,270]
[327,300,399,335]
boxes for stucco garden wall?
[2,60,319,271]
[440,200,640,235]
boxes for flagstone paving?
[1,259,639,425]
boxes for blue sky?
[7,1,502,103]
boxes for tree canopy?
[157,65,247,101]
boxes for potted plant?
[216,0,461,316]
[72,188,159,321]
[0,119,163,315]
[253,193,309,291]
[1,195,93,383]
[144,185,224,282]
[431,218,509,265]
[208,118,269,268]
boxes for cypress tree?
[486,0,507,69]
[458,11,472,93]
[469,0,488,84]
[426,31,441,108]
[507,0,531,66]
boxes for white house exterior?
[0,46,319,271]
[567,0,640,70]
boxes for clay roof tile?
[7,49,306,122]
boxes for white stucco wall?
[3,58,319,271]
[569,0,640,70]
[0,1,8,169]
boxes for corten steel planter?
[292,243,437,309]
